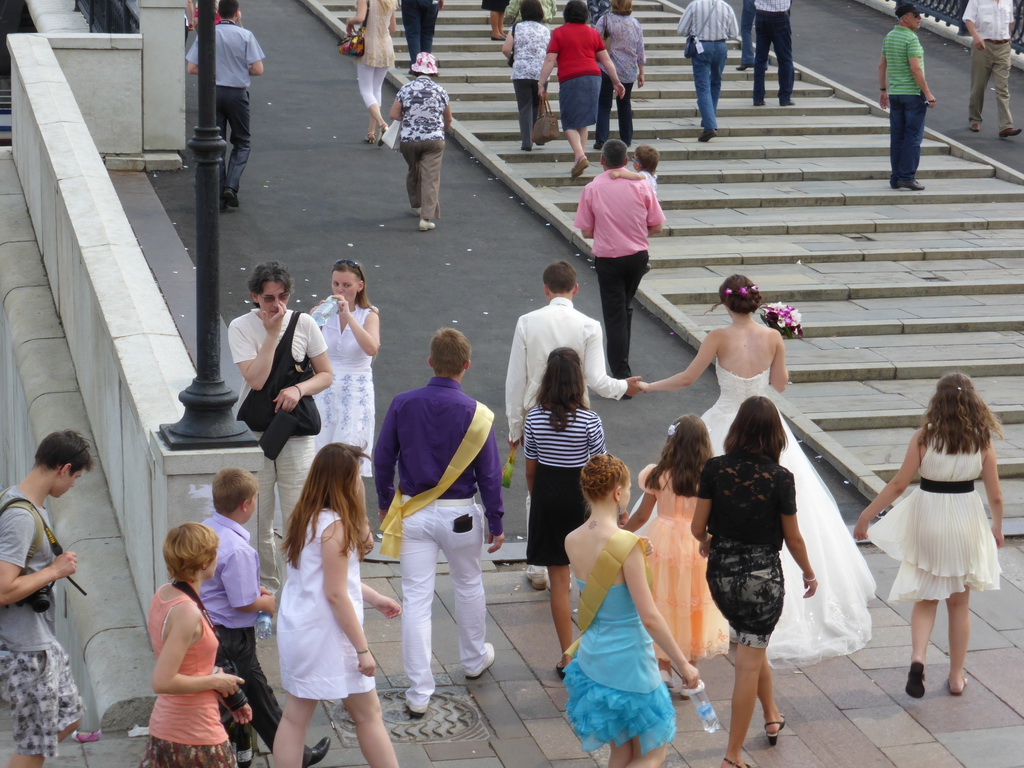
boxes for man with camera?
[0,430,92,766]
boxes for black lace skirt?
[706,537,784,649]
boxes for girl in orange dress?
[625,414,730,688]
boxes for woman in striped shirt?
[524,347,607,678]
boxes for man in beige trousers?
[963,0,1021,137]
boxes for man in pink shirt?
[573,139,665,383]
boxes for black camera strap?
[0,493,87,596]
[171,580,216,631]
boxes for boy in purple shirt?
[201,468,329,766]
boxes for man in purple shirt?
[375,328,504,716]
[201,468,329,766]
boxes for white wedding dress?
[702,366,876,668]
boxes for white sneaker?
[466,643,495,679]
[418,219,435,231]
[405,699,428,717]
[526,565,549,591]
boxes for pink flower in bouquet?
[760,302,804,339]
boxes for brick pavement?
[8,541,1023,767]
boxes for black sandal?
[765,716,785,746]
[906,661,925,699]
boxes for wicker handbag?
[532,92,558,145]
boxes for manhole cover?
[328,686,491,745]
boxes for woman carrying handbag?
[501,0,550,151]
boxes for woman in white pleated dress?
[855,372,1003,700]
[274,444,401,768]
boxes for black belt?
[705,39,727,43]
[920,478,975,494]
[984,39,1010,44]
[756,10,790,15]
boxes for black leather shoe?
[753,100,765,106]
[897,180,925,191]
[593,141,605,150]
[303,737,331,767]
[780,100,795,106]
[736,64,751,71]
[222,188,239,208]
[698,129,717,142]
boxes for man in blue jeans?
[752,0,793,107]
[737,0,755,70]
[402,0,442,70]
[678,0,738,142]
[880,3,936,191]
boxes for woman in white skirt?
[313,259,380,476]
[855,372,1003,699]
[273,444,401,768]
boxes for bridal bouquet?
[760,302,804,339]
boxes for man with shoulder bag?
[0,430,92,766]
[230,261,333,593]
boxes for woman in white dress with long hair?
[313,259,380,476]
[640,274,875,668]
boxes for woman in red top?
[538,0,625,178]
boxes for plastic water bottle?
[310,298,339,327]
[255,612,273,640]
[680,680,721,733]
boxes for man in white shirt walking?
[677,0,739,142]
[505,260,640,589]
[963,0,1020,137]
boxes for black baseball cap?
[895,3,921,17]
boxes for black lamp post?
[160,0,255,450]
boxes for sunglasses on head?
[334,258,363,273]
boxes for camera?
[219,659,249,711]
[16,584,53,613]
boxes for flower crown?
[723,285,759,297]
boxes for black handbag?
[506,22,518,67]
[237,311,321,446]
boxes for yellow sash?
[379,402,495,559]
[565,529,651,659]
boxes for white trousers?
[399,500,488,707]
[250,434,316,592]
[357,63,389,109]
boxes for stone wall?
[6,32,262,728]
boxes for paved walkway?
[15,539,1024,767]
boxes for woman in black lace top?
[692,396,817,768]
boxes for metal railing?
[914,0,1024,55]
[75,0,140,33]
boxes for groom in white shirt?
[505,260,641,589]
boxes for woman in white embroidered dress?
[312,260,380,476]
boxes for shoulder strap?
[0,491,47,568]
[564,529,649,659]
[379,402,495,558]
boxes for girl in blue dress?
[563,454,700,766]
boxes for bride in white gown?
[640,275,875,668]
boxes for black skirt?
[482,0,509,12]
[527,463,587,566]
[706,536,784,649]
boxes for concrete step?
[438,64,787,84]
[492,136,953,163]
[524,155,992,187]
[461,113,893,141]
[442,80,836,100]
[451,96,868,121]
[542,177,1024,212]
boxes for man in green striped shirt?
[879,3,936,191]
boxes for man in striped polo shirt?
[879,3,936,191]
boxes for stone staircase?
[306,0,1024,520]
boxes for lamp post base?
[159,378,258,450]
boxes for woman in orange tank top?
[138,522,253,768]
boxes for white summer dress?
[278,510,375,700]
[868,448,1000,601]
[701,366,876,668]
[313,305,376,476]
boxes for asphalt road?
[150,0,1004,537]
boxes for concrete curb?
[847,0,1024,72]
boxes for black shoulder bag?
[236,312,322,455]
